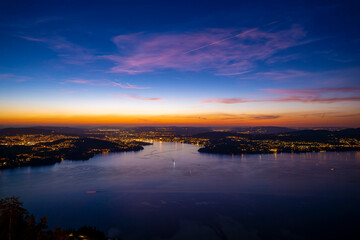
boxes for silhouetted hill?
[192,131,248,139]
[277,128,360,142]
[0,128,54,136]
[198,128,360,155]
[33,126,86,135]
[0,137,145,169]
[337,128,360,139]
[231,126,296,134]
[277,130,333,142]
[131,126,212,136]
[0,127,86,136]
[193,128,360,142]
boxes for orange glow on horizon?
[1,112,359,127]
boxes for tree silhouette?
[0,197,110,239]
[0,196,68,240]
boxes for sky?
[0,0,359,127]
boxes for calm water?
[1,142,360,239]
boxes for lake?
[1,142,360,239]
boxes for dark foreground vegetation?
[0,197,108,240]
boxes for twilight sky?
[0,0,359,127]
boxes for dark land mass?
[230,126,296,134]
[128,126,212,136]
[192,131,249,139]
[84,126,213,139]
[32,126,87,135]
[1,126,359,168]
[0,136,147,169]
[0,126,87,137]
[197,128,360,155]
[0,128,55,136]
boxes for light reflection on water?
[1,142,360,239]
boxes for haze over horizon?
[1,0,359,127]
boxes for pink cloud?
[67,79,100,84]
[112,93,163,101]
[111,82,150,89]
[112,93,190,101]
[251,115,280,120]
[0,73,31,82]
[203,87,360,104]
[129,96,163,101]
[0,73,14,79]
[263,88,360,95]
[254,70,309,80]
[265,54,302,64]
[20,36,44,42]
[21,36,95,65]
[65,79,150,89]
[103,25,308,75]
[203,97,250,104]
[272,96,360,103]
[237,68,360,86]
[203,96,360,104]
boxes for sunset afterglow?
[1,0,359,127]
[1,2,360,239]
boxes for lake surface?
[1,142,360,239]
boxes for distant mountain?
[192,126,295,139]
[32,126,86,135]
[276,130,334,142]
[337,128,360,139]
[192,131,248,139]
[0,128,54,136]
[231,126,296,134]
[198,128,360,155]
[192,128,360,142]
[276,128,360,142]
[0,127,86,136]
[131,126,212,136]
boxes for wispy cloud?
[265,54,302,64]
[263,88,360,95]
[250,115,280,120]
[111,82,150,89]
[207,96,360,104]
[203,97,249,104]
[57,90,80,95]
[254,70,308,80]
[103,25,309,75]
[0,74,14,79]
[65,79,150,89]
[203,88,360,104]
[21,36,96,65]
[240,68,360,85]
[128,96,163,101]
[112,93,190,101]
[112,93,164,101]
[66,79,96,84]
[0,73,31,82]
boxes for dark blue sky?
[0,0,359,126]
